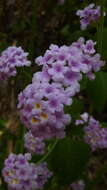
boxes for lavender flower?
[35,38,104,81]
[75,112,89,125]
[24,131,45,155]
[2,153,52,190]
[0,46,31,81]
[18,38,104,142]
[18,81,71,139]
[84,117,107,151]
[76,113,107,151]
[76,4,101,30]
[70,180,85,190]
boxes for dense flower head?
[18,81,71,139]
[0,46,31,81]
[70,180,85,190]
[76,4,101,30]
[18,38,104,141]
[34,38,104,82]
[2,153,52,190]
[84,117,107,151]
[76,113,107,151]
[24,131,45,155]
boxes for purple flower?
[0,46,31,81]
[64,70,82,85]
[70,180,85,190]
[76,4,101,30]
[18,38,104,143]
[82,40,96,54]
[35,38,104,83]
[68,57,82,72]
[18,81,71,139]
[2,153,52,190]
[48,96,63,113]
[76,114,107,151]
[24,131,45,155]
[75,112,89,125]
[48,61,67,81]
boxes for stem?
[36,139,59,165]
[20,125,26,153]
[97,0,105,54]
[14,124,26,154]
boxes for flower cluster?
[84,117,107,151]
[18,38,104,154]
[35,38,104,81]
[76,4,101,30]
[70,180,85,190]
[2,153,52,190]
[1,2,106,189]
[18,81,71,140]
[0,46,31,81]
[76,113,107,151]
[24,131,45,155]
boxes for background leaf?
[49,137,91,185]
[86,72,107,113]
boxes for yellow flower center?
[40,112,48,120]
[30,136,36,143]
[31,117,40,123]
[8,170,14,176]
[11,178,19,185]
[34,103,41,109]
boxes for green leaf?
[102,28,107,59]
[101,122,107,128]
[0,119,6,128]
[49,137,90,185]
[86,72,107,113]
[70,126,84,139]
[65,98,84,119]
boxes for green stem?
[36,139,59,165]
[14,124,26,154]
[20,125,26,153]
[97,0,105,54]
